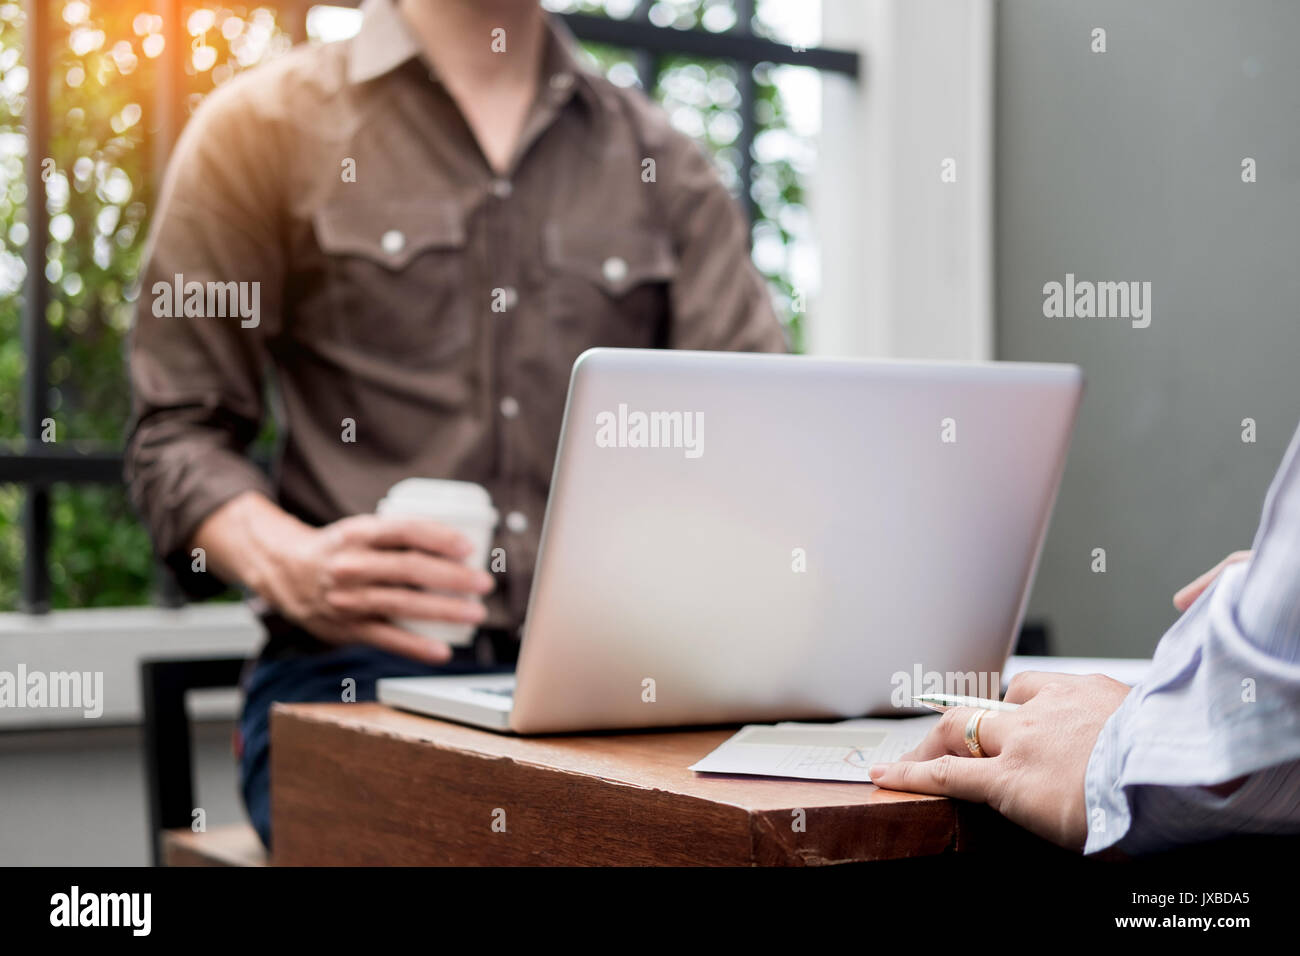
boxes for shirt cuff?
[1083,696,1137,854]
[131,447,273,599]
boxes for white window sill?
[0,603,263,730]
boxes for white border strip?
[0,604,263,729]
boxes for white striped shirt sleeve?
[1083,422,1300,855]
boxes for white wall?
[812,0,993,361]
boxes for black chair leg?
[139,657,249,866]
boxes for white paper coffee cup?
[375,478,498,648]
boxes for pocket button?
[601,256,628,285]
[381,229,406,255]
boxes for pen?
[912,693,1021,713]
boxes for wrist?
[195,491,310,598]
[242,501,313,600]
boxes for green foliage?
[0,3,288,609]
[0,484,20,608]
[48,482,157,606]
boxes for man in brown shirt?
[125,0,785,845]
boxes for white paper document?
[689,715,941,783]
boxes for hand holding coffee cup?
[188,486,495,665]
[375,479,500,648]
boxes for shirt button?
[499,396,519,419]
[381,230,405,255]
[602,256,628,285]
[490,178,513,199]
[549,73,574,93]
[505,511,528,534]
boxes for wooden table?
[270,702,1030,866]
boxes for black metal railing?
[4,0,860,613]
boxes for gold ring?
[964,709,991,758]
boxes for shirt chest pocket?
[542,224,677,362]
[313,199,471,367]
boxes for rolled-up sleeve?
[1084,422,1300,854]
[124,76,283,596]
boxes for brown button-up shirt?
[125,0,787,645]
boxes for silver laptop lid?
[510,349,1082,733]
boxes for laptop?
[378,348,1082,733]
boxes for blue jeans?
[237,643,509,849]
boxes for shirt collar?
[347,0,422,85]
[348,0,595,106]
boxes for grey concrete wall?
[0,722,244,866]
[996,0,1300,655]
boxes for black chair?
[1014,621,1052,656]
[139,656,250,866]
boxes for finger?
[899,707,1009,761]
[351,618,453,665]
[337,514,474,557]
[1003,670,1086,705]
[327,549,494,594]
[869,754,1000,804]
[326,586,488,624]
[1173,550,1251,612]
[1173,565,1224,611]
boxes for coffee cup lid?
[379,478,495,515]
